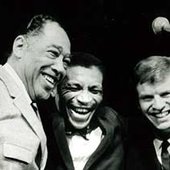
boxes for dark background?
[1,0,170,117]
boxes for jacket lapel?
[14,94,47,161]
[144,141,162,170]
[53,113,74,170]
[84,119,111,170]
[14,94,45,139]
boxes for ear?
[13,35,27,59]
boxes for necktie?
[31,102,42,168]
[36,146,41,168]
[161,140,170,170]
[65,120,98,140]
[65,126,91,140]
[31,102,39,116]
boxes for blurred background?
[1,0,170,117]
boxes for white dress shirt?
[66,127,104,170]
[153,138,170,164]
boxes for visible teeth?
[73,108,89,114]
[155,111,169,118]
[44,75,54,84]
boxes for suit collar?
[0,66,47,167]
[53,113,75,170]
[0,65,45,139]
[0,65,20,98]
[52,109,113,170]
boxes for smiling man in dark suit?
[127,55,170,170]
[45,52,124,170]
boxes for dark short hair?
[69,52,105,76]
[134,55,170,85]
[19,14,60,37]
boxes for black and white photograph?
[0,0,170,170]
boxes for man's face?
[137,74,170,132]
[19,22,71,101]
[60,66,103,129]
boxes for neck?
[153,127,170,140]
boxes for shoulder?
[0,79,10,98]
[97,106,122,125]
[97,106,126,137]
[96,106,125,136]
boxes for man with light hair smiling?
[127,55,170,170]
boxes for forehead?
[137,74,170,95]
[40,22,71,53]
[66,66,103,84]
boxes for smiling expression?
[60,66,103,129]
[137,74,170,132]
[16,22,71,101]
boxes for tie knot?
[162,140,170,150]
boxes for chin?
[37,92,51,100]
[70,121,89,129]
[157,125,170,131]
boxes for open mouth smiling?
[66,105,95,121]
[68,105,93,115]
[42,73,58,88]
[149,111,170,118]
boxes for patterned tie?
[161,140,170,170]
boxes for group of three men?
[0,13,170,170]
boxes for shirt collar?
[154,138,170,150]
[153,138,170,164]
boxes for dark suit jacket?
[126,115,162,170]
[45,106,124,170]
[126,137,162,170]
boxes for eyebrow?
[139,94,153,99]
[50,44,71,57]
[50,45,63,52]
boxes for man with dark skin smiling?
[126,56,170,170]
[46,52,124,170]
[0,14,71,170]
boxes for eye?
[48,50,61,59]
[89,87,103,95]
[63,83,82,92]
[139,95,153,102]
[68,86,81,92]
[161,92,170,98]
[63,57,71,69]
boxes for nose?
[152,96,165,111]
[76,91,92,105]
[51,57,66,82]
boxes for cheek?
[62,92,77,102]
[139,101,150,113]
[93,95,103,105]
